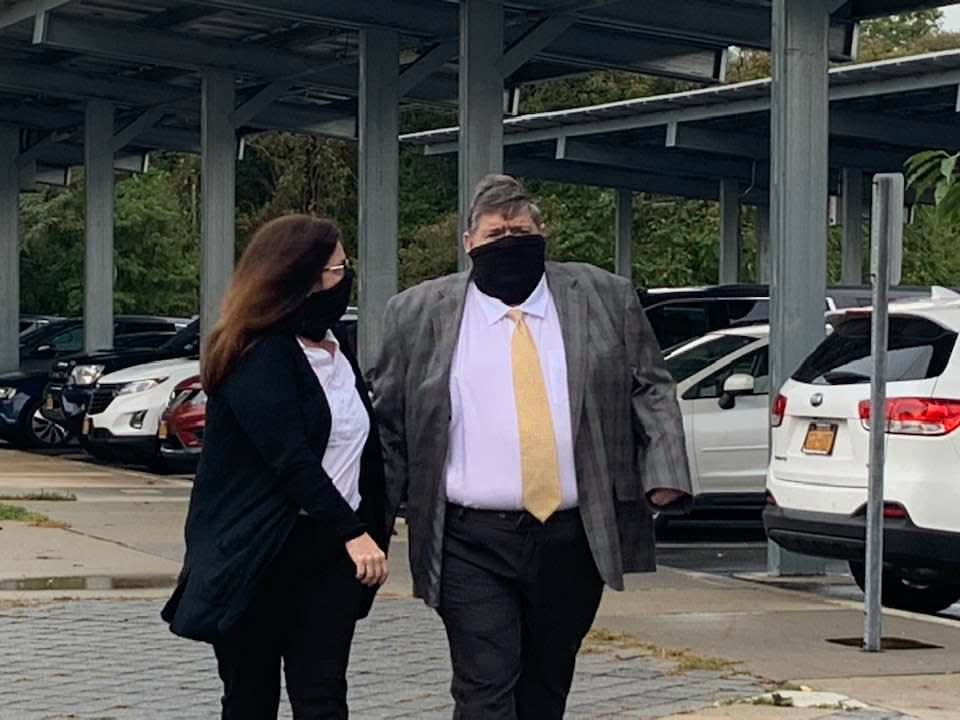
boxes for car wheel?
[849,561,960,614]
[19,399,72,449]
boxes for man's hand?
[647,488,688,508]
[345,533,388,587]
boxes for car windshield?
[793,315,957,385]
[665,334,757,384]
[19,320,79,350]
[160,319,200,355]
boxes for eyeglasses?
[322,258,352,276]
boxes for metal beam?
[358,28,399,372]
[200,71,235,343]
[832,110,960,151]
[560,137,764,183]
[84,100,115,353]
[719,178,740,284]
[229,80,294,129]
[841,168,865,285]
[459,0,505,267]
[666,121,917,172]
[666,122,767,159]
[0,62,195,106]
[506,156,720,201]
[769,0,829,576]
[16,129,72,167]
[499,15,577,77]
[0,0,72,31]
[398,39,458,97]
[614,188,632,280]
[0,127,18,373]
[112,107,165,153]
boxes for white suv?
[82,357,200,468]
[765,299,960,613]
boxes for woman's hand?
[345,533,388,587]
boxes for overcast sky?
[942,4,960,30]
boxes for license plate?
[45,396,54,410]
[158,421,168,440]
[802,422,838,456]
[82,417,92,436]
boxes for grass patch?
[0,491,77,502]
[582,628,739,674]
[0,503,66,528]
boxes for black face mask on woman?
[288,269,354,342]
[468,234,546,306]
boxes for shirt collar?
[297,331,339,362]
[471,275,549,326]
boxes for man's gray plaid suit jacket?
[371,261,692,607]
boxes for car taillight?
[884,503,909,520]
[858,398,960,436]
[771,394,787,428]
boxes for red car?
[159,375,206,470]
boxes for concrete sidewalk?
[2,446,958,719]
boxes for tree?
[907,150,960,220]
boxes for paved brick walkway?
[0,597,903,719]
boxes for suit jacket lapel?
[546,264,588,445]
[430,272,471,379]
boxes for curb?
[0,574,178,591]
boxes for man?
[373,174,692,719]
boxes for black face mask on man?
[468,234,546,306]
[287,269,354,341]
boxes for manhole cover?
[827,637,943,650]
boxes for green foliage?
[399,213,458,290]
[20,170,198,316]
[858,10,943,59]
[907,150,960,220]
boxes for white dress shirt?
[298,333,369,511]
[445,277,579,510]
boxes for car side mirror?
[718,373,754,410]
[33,344,56,357]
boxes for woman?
[161,215,390,719]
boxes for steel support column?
[756,205,770,284]
[458,0,504,268]
[841,168,865,285]
[614,189,633,280]
[0,128,18,373]
[719,179,740,284]
[769,0,829,576]
[84,100,115,353]
[358,28,399,371]
[200,71,236,342]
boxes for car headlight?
[69,364,106,386]
[0,387,16,401]
[117,378,167,396]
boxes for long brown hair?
[202,214,340,393]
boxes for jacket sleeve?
[370,295,410,528]
[623,281,694,507]
[220,335,366,541]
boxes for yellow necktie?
[508,309,562,523]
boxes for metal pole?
[719,178,740,284]
[768,0,830,576]
[200,71,236,345]
[864,173,902,652]
[842,168,865,285]
[614,188,633,280]
[84,100,115,353]
[458,0,504,269]
[0,127,18,374]
[358,28,399,371]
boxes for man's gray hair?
[467,174,543,234]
